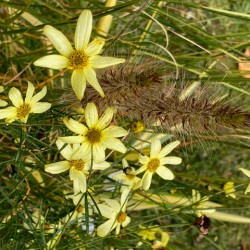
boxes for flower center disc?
[117,211,127,223]
[85,128,101,144]
[147,158,160,172]
[69,51,88,69]
[16,104,31,118]
[70,159,84,171]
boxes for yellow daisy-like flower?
[59,102,128,163]
[136,137,182,190]
[34,9,125,100]
[45,139,110,194]
[239,167,250,194]
[0,82,51,123]
[97,198,131,237]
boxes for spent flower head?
[34,9,125,100]
[96,198,130,237]
[59,102,128,163]
[136,137,182,190]
[45,139,110,194]
[0,82,51,123]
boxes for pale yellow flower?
[0,82,51,123]
[34,9,125,100]
[223,182,236,199]
[0,86,8,107]
[45,139,110,194]
[59,102,128,163]
[136,138,182,190]
[239,167,250,194]
[96,198,130,237]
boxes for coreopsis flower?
[0,86,8,107]
[34,9,125,100]
[239,168,250,194]
[0,82,51,123]
[45,139,110,194]
[59,102,128,163]
[97,198,131,237]
[136,138,182,190]
[223,182,236,199]
[113,159,141,198]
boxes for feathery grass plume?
[81,60,250,139]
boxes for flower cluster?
[1,8,184,242]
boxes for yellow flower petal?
[20,114,29,123]
[103,126,128,137]
[0,100,8,107]
[56,140,73,160]
[240,167,250,178]
[245,184,250,194]
[93,143,106,163]
[85,38,105,56]
[44,25,73,57]
[31,102,51,113]
[0,107,16,120]
[25,82,35,103]
[69,168,87,193]
[92,161,110,170]
[71,144,90,160]
[141,171,153,190]
[74,10,92,50]
[63,117,88,134]
[45,161,70,174]
[103,199,121,212]
[9,87,23,107]
[122,216,131,227]
[85,102,99,127]
[84,67,105,97]
[161,156,182,165]
[150,138,161,156]
[156,165,174,180]
[89,55,125,68]
[96,107,114,130]
[34,55,69,69]
[158,141,180,158]
[102,137,127,153]
[97,204,115,218]
[71,69,86,100]
[97,218,117,237]
[30,86,47,104]
[59,135,84,144]
[138,155,150,165]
